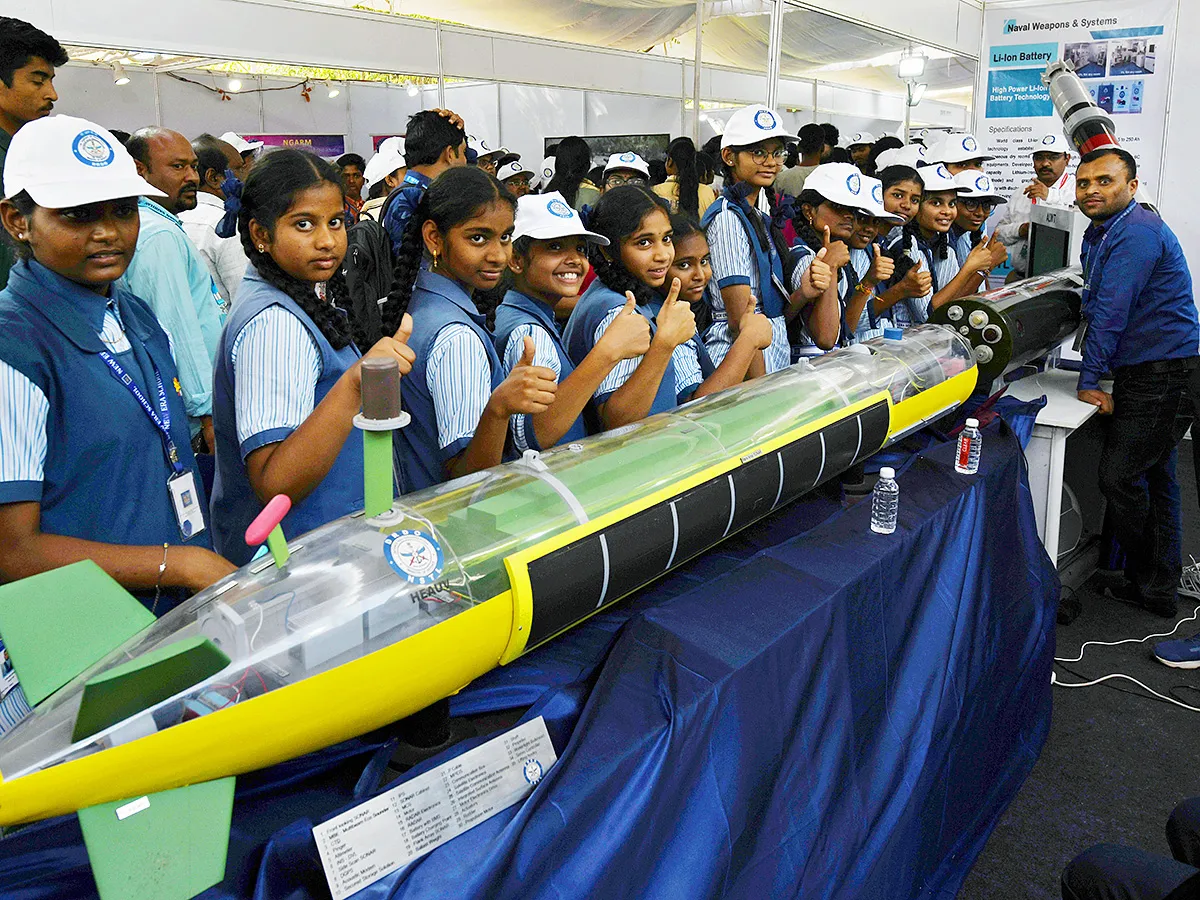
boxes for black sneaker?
[1103,584,1178,618]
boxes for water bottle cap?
[879,467,895,479]
[966,417,979,427]
[883,327,903,341]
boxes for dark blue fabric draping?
[0,418,1057,899]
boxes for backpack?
[340,215,391,351]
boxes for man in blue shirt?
[121,127,229,451]
[381,110,467,254]
[1075,147,1199,617]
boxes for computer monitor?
[1027,204,1089,276]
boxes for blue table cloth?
[0,414,1058,900]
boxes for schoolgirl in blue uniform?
[0,115,234,610]
[949,169,1008,273]
[880,164,994,325]
[787,163,872,358]
[495,191,650,451]
[379,166,557,492]
[665,213,772,371]
[872,164,934,329]
[210,149,416,565]
[846,176,901,342]
[562,186,768,428]
[701,104,805,375]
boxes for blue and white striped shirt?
[849,248,884,342]
[428,324,493,451]
[502,324,561,454]
[593,307,702,402]
[0,301,137,486]
[230,305,322,456]
[789,243,849,357]
[702,205,790,373]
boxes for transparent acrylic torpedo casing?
[0,325,975,824]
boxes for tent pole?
[765,0,784,109]
[692,0,703,143]
[904,82,913,142]
[435,20,446,108]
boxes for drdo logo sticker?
[975,174,990,192]
[546,198,574,218]
[384,529,444,585]
[753,109,777,130]
[523,758,544,785]
[846,172,861,194]
[963,136,978,152]
[619,151,637,163]
[72,131,115,168]
[872,183,884,204]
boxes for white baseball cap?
[860,175,905,223]
[363,141,406,194]
[603,152,650,179]
[535,156,555,190]
[4,115,165,207]
[803,163,873,210]
[918,163,969,193]
[513,192,609,245]
[878,144,928,170]
[844,131,876,148]
[467,135,504,163]
[953,170,1007,203]
[219,131,263,154]
[720,104,798,149]
[495,147,521,168]
[497,160,535,183]
[1033,133,1072,154]
[928,132,995,164]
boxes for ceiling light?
[908,82,928,106]
[227,78,242,93]
[405,81,419,97]
[112,62,130,86]
[898,53,926,80]
[327,81,341,98]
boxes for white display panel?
[498,84,587,170]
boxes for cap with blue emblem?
[1033,133,1072,154]
[603,152,650,179]
[918,163,971,193]
[952,170,1007,203]
[4,115,164,207]
[926,132,996,165]
[512,191,610,245]
[720,104,798,150]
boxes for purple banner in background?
[244,134,346,158]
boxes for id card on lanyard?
[99,350,207,540]
[1077,202,1136,351]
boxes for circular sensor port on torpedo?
[968,310,989,329]
[947,305,964,322]
[982,324,1003,344]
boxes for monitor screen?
[1029,222,1070,277]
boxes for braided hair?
[665,136,702,217]
[792,189,860,347]
[546,137,592,208]
[237,149,366,351]
[586,185,671,308]
[379,166,516,335]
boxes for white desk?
[1004,368,1103,568]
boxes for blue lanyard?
[1082,202,1136,306]
[98,351,185,476]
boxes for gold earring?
[431,249,439,269]
[258,244,265,252]
[17,233,24,240]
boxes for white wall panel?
[51,66,158,134]
[585,93,683,141]
[1159,0,1199,262]
[157,73,265,137]
[346,83,422,155]
[498,85,587,167]
[259,77,349,142]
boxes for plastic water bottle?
[871,467,899,535]
[955,417,982,475]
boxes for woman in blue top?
[562,186,771,428]
[210,149,415,565]
[0,115,234,607]
[379,166,556,492]
[495,191,650,452]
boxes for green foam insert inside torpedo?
[79,777,235,900]
[0,560,155,706]
[72,636,230,742]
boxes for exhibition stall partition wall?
[24,0,972,163]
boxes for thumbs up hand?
[359,312,417,383]
[597,291,652,362]
[867,243,894,284]
[652,278,697,349]
[808,247,833,293]
[495,334,558,416]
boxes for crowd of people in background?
[0,14,1058,614]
